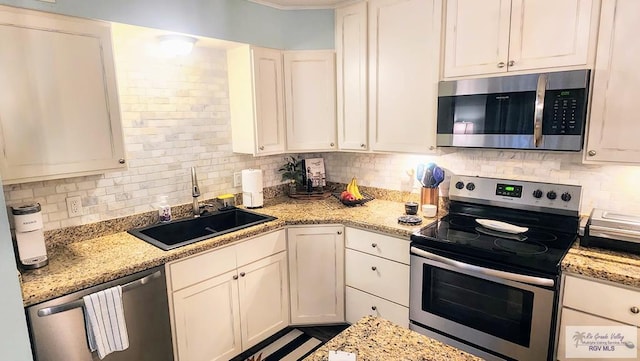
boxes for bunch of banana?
[346,177,364,200]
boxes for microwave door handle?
[534,73,548,148]
[410,246,555,287]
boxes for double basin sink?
[128,208,276,250]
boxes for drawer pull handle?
[240,272,246,277]
[371,243,377,248]
[371,266,377,271]
[337,231,342,235]
[371,306,377,311]
[631,306,639,314]
[233,275,239,280]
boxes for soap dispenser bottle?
[158,196,172,223]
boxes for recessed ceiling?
[248,0,356,9]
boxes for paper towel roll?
[242,169,263,208]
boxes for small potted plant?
[278,156,304,195]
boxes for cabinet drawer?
[345,227,410,264]
[564,275,640,327]
[346,286,408,328]
[345,249,409,306]
[236,230,286,266]
[168,245,237,291]
[557,308,640,361]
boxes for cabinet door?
[584,0,640,164]
[253,47,286,155]
[443,0,511,77]
[228,46,285,156]
[336,2,368,151]
[368,0,441,153]
[288,226,345,325]
[238,252,289,350]
[0,7,125,184]
[173,270,241,361]
[284,51,337,152]
[557,308,640,361]
[508,0,594,72]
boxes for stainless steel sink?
[128,208,276,250]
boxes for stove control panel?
[449,175,582,216]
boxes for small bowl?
[422,204,437,218]
[405,202,419,215]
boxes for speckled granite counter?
[303,316,482,361]
[21,196,436,307]
[562,242,640,288]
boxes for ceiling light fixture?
[158,34,198,57]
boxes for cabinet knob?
[508,60,515,67]
[240,272,246,277]
[337,230,342,235]
[497,62,506,68]
[371,266,377,271]
[631,306,639,314]
[429,146,435,150]
[371,243,377,248]
[361,143,366,148]
[259,146,265,151]
[330,142,335,147]
[233,275,239,280]
[588,150,597,157]
[118,158,126,164]
[371,306,377,311]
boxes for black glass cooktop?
[411,202,579,276]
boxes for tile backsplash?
[4,24,640,231]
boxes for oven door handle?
[410,247,555,287]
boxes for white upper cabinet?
[0,6,126,184]
[336,2,368,151]
[584,0,640,164]
[443,0,599,78]
[284,51,337,152]
[228,45,286,156]
[368,0,442,153]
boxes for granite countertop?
[562,242,640,288]
[303,316,482,361]
[21,196,435,307]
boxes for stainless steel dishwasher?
[26,266,174,361]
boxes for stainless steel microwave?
[436,70,590,151]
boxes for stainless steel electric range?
[409,175,581,361]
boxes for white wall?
[0,180,33,361]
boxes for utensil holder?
[420,187,439,214]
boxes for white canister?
[242,169,264,208]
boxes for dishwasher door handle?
[37,270,162,317]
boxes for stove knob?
[561,192,572,202]
[547,191,557,200]
[466,182,476,191]
[532,189,543,199]
[455,181,464,190]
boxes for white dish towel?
[82,286,129,359]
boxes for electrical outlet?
[234,172,242,187]
[66,196,83,217]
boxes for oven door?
[409,247,555,361]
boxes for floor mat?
[242,329,323,361]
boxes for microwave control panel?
[543,89,586,135]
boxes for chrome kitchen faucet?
[191,167,200,217]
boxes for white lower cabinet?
[167,230,289,361]
[287,225,345,325]
[345,286,409,328]
[557,274,640,360]
[344,227,410,327]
